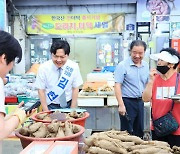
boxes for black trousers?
[119,97,144,138]
[152,130,180,148]
[48,99,72,110]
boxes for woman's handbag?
[152,73,179,137]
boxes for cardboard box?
[20,141,54,154]
[44,141,78,154]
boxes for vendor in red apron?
[35,40,83,111]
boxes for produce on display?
[36,110,85,121]
[83,130,179,154]
[19,121,81,138]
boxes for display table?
[78,94,151,132]
[78,94,120,131]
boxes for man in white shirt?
[35,40,83,111]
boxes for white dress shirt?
[35,59,83,105]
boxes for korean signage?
[27,13,124,34]
[171,39,180,52]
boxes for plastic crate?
[20,141,54,154]
[44,141,78,154]
[17,95,39,103]
[5,96,18,104]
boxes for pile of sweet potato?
[83,130,179,154]
[36,110,85,121]
[19,121,81,138]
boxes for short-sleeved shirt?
[0,77,6,114]
[114,57,149,98]
[35,59,83,105]
[151,72,180,135]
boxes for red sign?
[171,39,180,52]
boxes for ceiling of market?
[10,0,137,6]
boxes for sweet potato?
[36,113,48,120]
[172,146,180,153]
[64,121,73,136]
[28,122,42,133]
[130,147,161,154]
[69,110,79,118]
[46,132,56,138]
[142,140,170,147]
[56,127,65,138]
[19,126,29,136]
[32,124,47,138]
[82,144,89,153]
[84,136,95,146]
[47,121,60,133]
[106,133,144,144]
[128,145,154,152]
[78,112,84,118]
[94,139,127,154]
[73,124,81,134]
[88,146,113,154]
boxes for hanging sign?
[27,13,125,34]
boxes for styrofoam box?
[44,141,78,154]
[87,72,114,82]
[107,96,118,106]
[78,97,104,107]
[20,141,54,154]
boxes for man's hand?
[118,104,126,116]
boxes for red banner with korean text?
[27,13,124,34]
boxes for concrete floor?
[2,139,23,154]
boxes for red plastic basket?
[31,111,90,127]
[15,124,85,149]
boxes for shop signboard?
[96,36,122,67]
[137,0,178,22]
[171,39,180,52]
[26,13,125,34]
[29,36,51,64]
